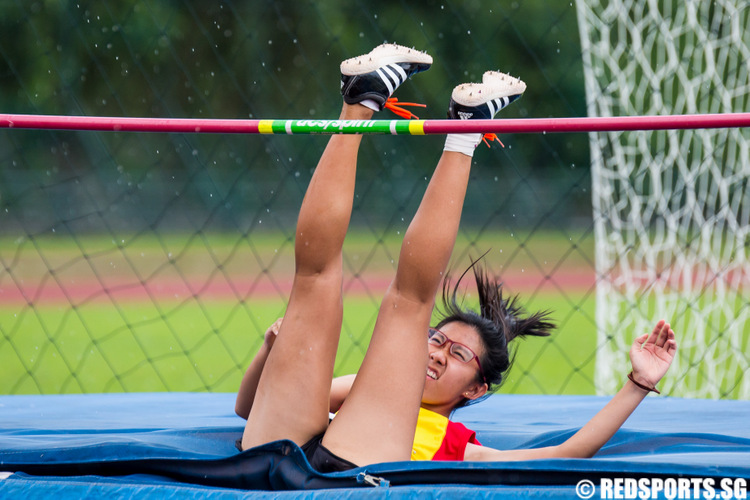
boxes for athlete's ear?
[464,382,488,401]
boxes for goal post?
[576,0,750,398]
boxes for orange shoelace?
[384,99,504,149]
[482,133,505,148]
[384,97,426,120]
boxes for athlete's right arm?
[465,320,676,462]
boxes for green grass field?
[3,228,748,399]
[1,293,597,396]
[0,228,612,396]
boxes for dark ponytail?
[436,258,554,408]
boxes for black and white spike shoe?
[447,71,526,120]
[340,43,432,110]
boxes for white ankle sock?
[359,99,381,112]
[443,133,483,157]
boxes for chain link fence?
[4,1,740,397]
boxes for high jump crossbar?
[2,112,750,135]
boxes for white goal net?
[576,0,750,398]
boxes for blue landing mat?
[0,393,748,498]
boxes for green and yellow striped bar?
[257,119,424,135]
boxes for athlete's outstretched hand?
[629,320,677,389]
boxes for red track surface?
[1,270,596,305]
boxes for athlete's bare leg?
[240,43,433,452]
[323,75,527,466]
[241,103,372,450]
[322,149,472,464]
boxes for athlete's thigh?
[242,270,344,450]
[322,289,432,465]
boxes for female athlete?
[234,43,677,472]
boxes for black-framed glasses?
[428,328,487,384]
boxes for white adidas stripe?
[486,97,510,117]
[376,68,395,95]
[389,64,408,82]
[375,64,408,97]
[381,66,401,91]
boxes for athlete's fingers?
[634,333,649,348]
[655,322,671,348]
[665,328,677,355]
[646,319,666,346]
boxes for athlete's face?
[421,321,488,416]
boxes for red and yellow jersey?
[411,407,481,461]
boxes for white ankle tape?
[444,133,482,157]
[359,99,381,112]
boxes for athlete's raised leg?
[323,73,527,466]
[241,44,432,451]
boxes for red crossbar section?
[0,114,263,133]
[2,112,750,134]
[421,113,750,134]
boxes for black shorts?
[235,434,358,474]
[301,433,358,473]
